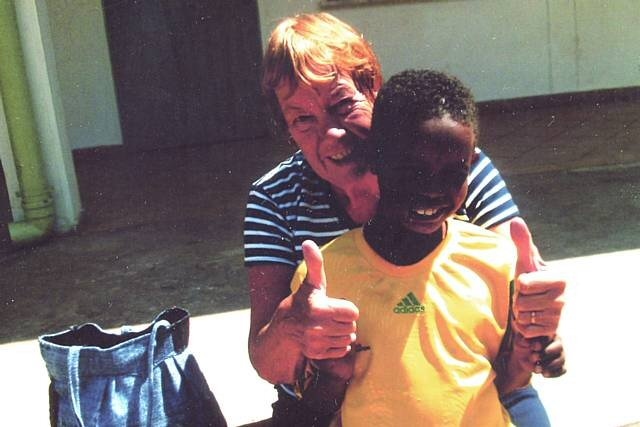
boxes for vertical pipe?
[0,0,54,243]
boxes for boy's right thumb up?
[301,240,327,295]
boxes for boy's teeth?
[415,208,438,216]
[419,209,437,215]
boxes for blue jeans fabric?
[39,307,226,427]
[500,384,551,427]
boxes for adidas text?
[393,305,425,314]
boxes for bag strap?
[146,319,171,427]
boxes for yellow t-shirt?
[291,219,516,427]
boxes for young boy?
[290,69,533,426]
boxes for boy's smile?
[376,116,475,236]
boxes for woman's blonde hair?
[263,12,382,101]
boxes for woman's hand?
[292,241,360,360]
[248,241,359,384]
[509,217,566,339]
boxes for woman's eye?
[329,99,354,116]
[291,115,316,132]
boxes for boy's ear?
[471,148,479,164]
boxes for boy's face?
[376,116,475,235]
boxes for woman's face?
[276,75,376,191]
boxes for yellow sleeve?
[290,261,308,294]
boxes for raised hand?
[510,218,565,339]
[291,240,360,360]
[498,217,567,390]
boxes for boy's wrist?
[495,367,532,397]
[297,358,350,416]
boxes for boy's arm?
[298,355,356,416]
[494,331,566,396]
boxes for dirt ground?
[0,138,295,343]
[1,95,639,345]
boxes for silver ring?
[530,311,537,325]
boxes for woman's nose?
[320,109,344,132]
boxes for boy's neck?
[363,216,445,266]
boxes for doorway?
[102,0,266,150]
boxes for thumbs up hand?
[510,217,565,339]
[290,240,360,360]
[495,218,568,395]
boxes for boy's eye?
[409,168,469,189]
[441,169,469,188]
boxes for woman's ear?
[287,135,299,148]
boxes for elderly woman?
[244,12,565,426]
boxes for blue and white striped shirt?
[244,148,518,267]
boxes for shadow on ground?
[509,165,640,261]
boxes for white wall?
[45,0,122,150]
[572,0,640,91]
[258,0,640,101]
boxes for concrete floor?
[1,93,639,425]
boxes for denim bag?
[39,307,227,427]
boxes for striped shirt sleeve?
[464,148,519,228]
[244,185,297,267]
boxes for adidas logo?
[393,292,426,314]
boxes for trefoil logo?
[393,292,426,314]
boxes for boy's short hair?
[370,69,478,168]
[262,13,382,136]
